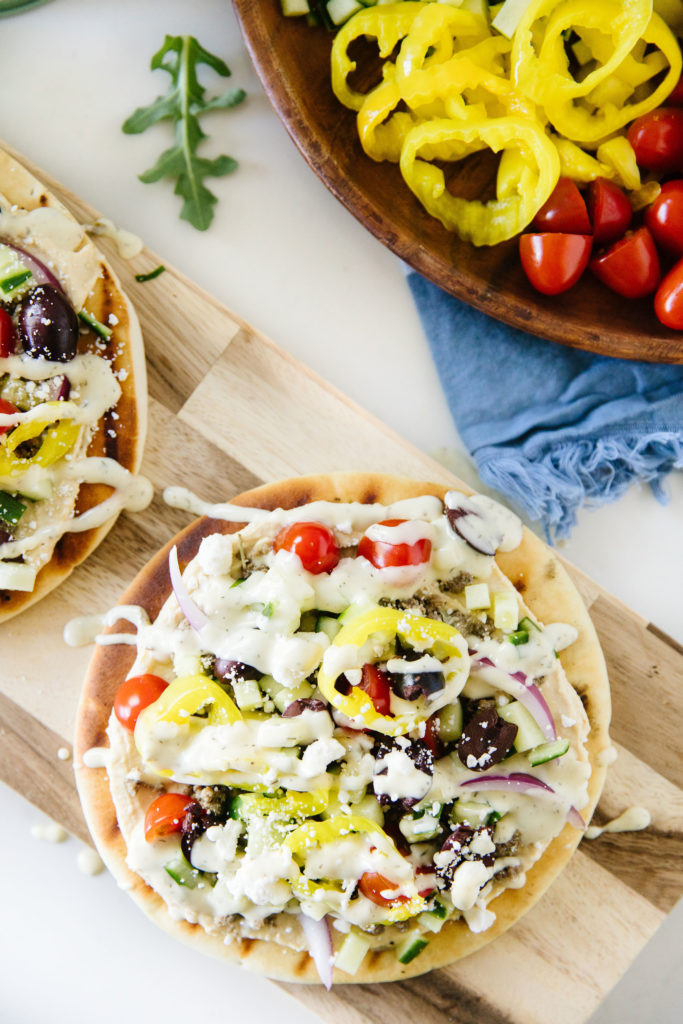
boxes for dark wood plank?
[232,0,683,363]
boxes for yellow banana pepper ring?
[399,115,560,246]
[238,789,328,819]
[140,673,243,728]
[358,69,421,163]
[512,0,652,102]
[317,606,468,736]
[0,417,80,477]
[331,2,428,111]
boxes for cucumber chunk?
[335,930,370,975]
[527,738,570,766]
[164,853,216,889]
[316,613,341,641]
[436,700,463,742]
[0,244,33,302]
[396,932,429,964]
[498,699,545,752]
[450,799,491,828]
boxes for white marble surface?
[0,1,680,1021]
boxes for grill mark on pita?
[103,409,120,461]
[293,951,311,975]
[38,193,47,206]
[396,974,516,1024]
[512,576,526,592]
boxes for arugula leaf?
[123,35,246,231]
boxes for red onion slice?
[460,772,586,829]
[169,545,207,633]
[45,374,70,401]
[299,913,333,990]
[472,657,557,742]
[6,243,62,291]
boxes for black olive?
[393,670,445,701]
[282,698,328,717]
[213,659,261,683]
[457,707,517,771]
[17,285,79,362]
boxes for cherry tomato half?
[273,521,340,574]
[423,713,445,759]
[587,178,632,246]
[655,258,683,330]
[589,227,661,299]
[519,233,592,295]
[114,673,169,731]
[0,309,15,357]
[645,180,683,257]
[357,519,432,570]
[628,107,683,174]
[144,793,194,843]
[0,397,18,437]
[358,872,409,907]
[359,663,392,716]
[532,177,591,234]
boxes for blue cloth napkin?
[407,271,683,540]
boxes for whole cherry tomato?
[519,233,592,295]
[144,793,195,843]
[654,258,683,330]
[628,107,683,174]
[587,178,632,245]
[531,177,591,234]
[0,397,18,437]
[0,309,15,357]
[589,227,661,299]
[358,872,409,907]
[359,663,392,716]
[645,180,683,256]
[114,673,169,731]
[273,521,340,574]
[357,519,431,569]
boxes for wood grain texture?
[232,0,683,364]
[0,145,681,1024]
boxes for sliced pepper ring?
[138,673,243,728]
[317,606,468,736]
[399,115,560,246]
[0,415,80,476]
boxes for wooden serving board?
[0,146,681,1024]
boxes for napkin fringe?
[478,431,683,541]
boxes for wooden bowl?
[233,0,683,364]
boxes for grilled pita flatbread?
[0,147,147,620]
[75,473,610,983]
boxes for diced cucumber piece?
[396,932,429,965]
[316,613,341,641]
[298,610,318,632]
[418,901,447,933]
[173,653,204,678]
[337,603,369,625]
[436,700,462,742]
[518,615,541,634]
[347,793,384,826]
[78,309,112,340]
[273,681,314,714]
[527,738,570,766]
[0,244,33,301]
[12,465,53,501]
[0,561,36,591]
[465,583,490,611]
[425,898,447,919]
[0,490,26,526]
[498,700,545,752]
[491,0,535,40]
[232,678,264,711]
[450,799,491,828]
[164,852,216,889]
[399,812,442,843]
[507,629,529,646]
[281,0,310,14]
[327,0,363,25]
[335,930,371,975]
[492,592,518,632]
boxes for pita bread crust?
[0,149,147,621]
[75,473,610,983]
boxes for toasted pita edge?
[74,472,610,984]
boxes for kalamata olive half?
[457,707,517,771]
[214,659,260,683]
[393,670,445,701]
[17,285,79,362]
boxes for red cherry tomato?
[589,227,661,299]
[644,180,683,257]
[359,663,392,716]
[627,108,683,174]
[273,521,340,574]
[668,74,683,107]
[587,178,632,245]
[0,397,18,437]
[358,872,409,907]
[532,177,591,234]
[423,713,445,759]
[519,233,592,295]
[357,519,432,570]
[144,793,194,843]
[0,309,15,357]
[654,258,683,330]
[114,673,169,731]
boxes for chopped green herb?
[78,309,113,340]
[261,602,275,618]
[487,810,502,826]
[135,265,166,283]
[230,577,246,588]
[0,490,26,526]
[508,629,529,646]
[122,35,246,231]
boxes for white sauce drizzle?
[31,821,68,843]
[83,217,144,260]
[585,806,651,839]
[77,848,106,876]
[82,746,109,769]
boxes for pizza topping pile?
[104,493,590,976]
